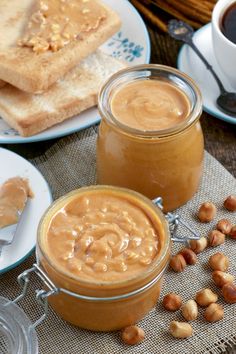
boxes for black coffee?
[221,2,236,44]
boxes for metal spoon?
[168,19,236,116]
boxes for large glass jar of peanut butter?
[97,65,204,212]
[37,186,171,331]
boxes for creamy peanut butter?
[18,0,106,53]
[45,190,160,282]
[97,67,204,211]
[111,80,191,131]
[0,177,32,228]
[38,187,170,331]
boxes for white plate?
[0,0,151,144]
[0,148,52,274]
[178,23,236,125]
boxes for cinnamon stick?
[130,0,167,32]
[145,0,203,28]
[165,0,211,23]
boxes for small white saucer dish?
[0,148,52,274]
[178,23,236,125]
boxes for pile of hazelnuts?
[167,195,236,339]
[121,195,236,345]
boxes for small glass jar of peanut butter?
[97,65,204,212]
[36,186,171,331]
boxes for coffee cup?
[212,0,236,88]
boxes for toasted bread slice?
[0,51,126,137]
[0,0,121,93]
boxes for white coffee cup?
[212,0,236,88]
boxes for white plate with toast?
[0,0,150,144]
[0,148,52,274]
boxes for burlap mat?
[1,126,236,354]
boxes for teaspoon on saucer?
[168,19,236,116]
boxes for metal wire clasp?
[3,263,59,331]
[153,197,200,243]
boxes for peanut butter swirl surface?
[111,80,191,131]
[18,0,106,53]
[45,191,160,282]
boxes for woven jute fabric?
[1,126,236,354]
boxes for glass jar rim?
[98,64,202,139]
[37,185,171,291]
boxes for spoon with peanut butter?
[168,20,236,116]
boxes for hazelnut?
[204,303,224,322]
[163,293,182,311]
[181,299,198,321]
[169,254,186,273]
[169,321,193,339]
[121,325,145,345]
[208,230,225,247]
[195,288,218,307]
[216,219,232,235]
[198,202,216,222]
[209,252,229,271]
[224,195,236,211]
[212,271,235,288]
[178,248,197,265]
[189,237,208,254]
[222,283,236,304]
[229,225,236,239]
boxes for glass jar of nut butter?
[97,65,204,212]
[36,186,171,331]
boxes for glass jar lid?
[0,297,38,354]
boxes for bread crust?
[0,80,5,88]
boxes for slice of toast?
[0,0,121,93]
[0,51,126,137]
